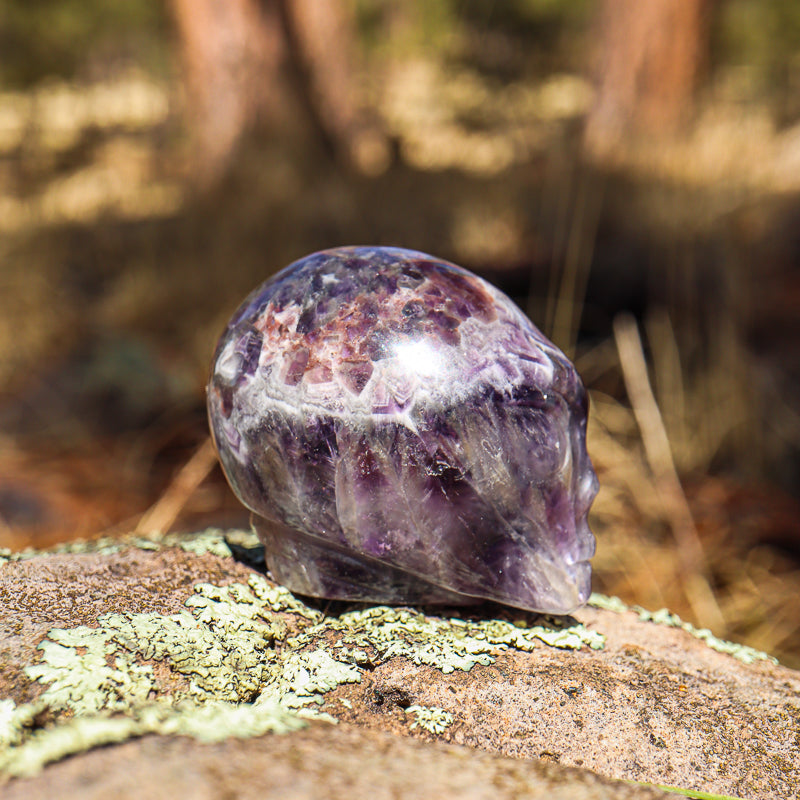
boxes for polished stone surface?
[208,247,597,613]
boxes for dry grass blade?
[613,312,726,634]
[135,438,218,536]
[549,171,604,357]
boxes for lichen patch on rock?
[1,531,797,800]
[405,705,454,734]
[3,563,602,779]
[589,592,776,665]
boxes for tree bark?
[168,0,388,189]
[169,0,284,188]
[584,0,712,160]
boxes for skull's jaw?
[254,518,592,615]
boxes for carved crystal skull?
[208,247,598,614]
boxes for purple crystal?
[207,246,598,614]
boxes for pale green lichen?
[176,532,232,558]
[474,617,605,652]
[167,525,263,558]
[25,632,154,715]
[634,607,777,665]
[316,605,604,674]
[588,593,630,614]
[260,649,362,710]
[246,574,323,622]
[151,699,305,741]
[589,593,778,665]
[0,701,15,746]
[0,528,253,566]
[0,700,304,779]
[2,575,337,779]
[405,705,454,734]
[0,700,42,749]
[23,578,304,713]
[324,607,495,673]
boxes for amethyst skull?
[207,246,598,614]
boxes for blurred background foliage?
[715,0,800,120]
[0,0,799,666]
[0,0,170,86]
[3,0,800,99]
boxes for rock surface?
[1,532,798,799]
[0,722,670,800]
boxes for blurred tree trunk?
[584,0,713,161]
[169,0,283,187]
[169,0,387,189]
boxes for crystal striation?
[207,246,598,614]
